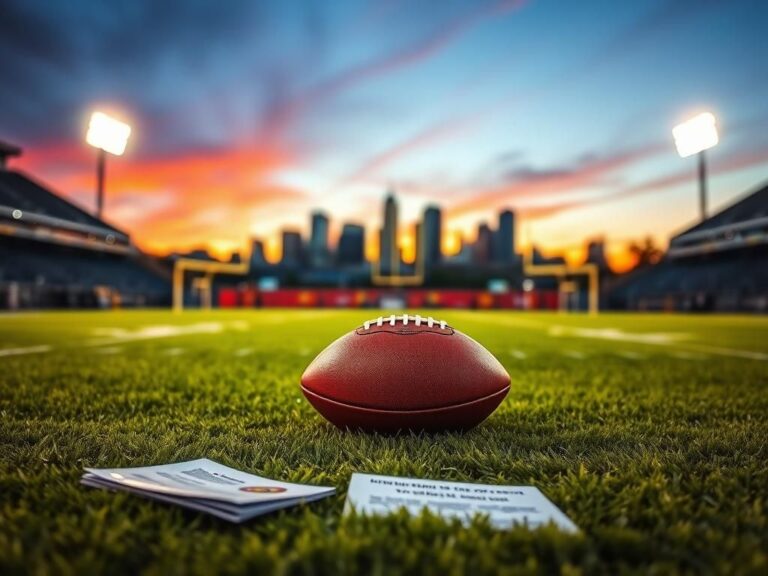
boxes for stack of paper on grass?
[344,473,578,532]
[81,458,335,523]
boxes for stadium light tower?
[86,111,131,219]
[673,112,719,221]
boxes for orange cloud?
[14,141,303,259]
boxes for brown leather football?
[300,314,510,433]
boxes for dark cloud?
[0,1,267,150]
[4,0,518,156]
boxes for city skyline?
[240,190,519,270]
[3,1,768,272]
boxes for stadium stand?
[609,181,768,312]
[0,141,170,309]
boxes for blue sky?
[3,0,768,266]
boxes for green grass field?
[1,310,767,575]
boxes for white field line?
[234,347,254,357]
[88,322,225,346]
[94,346,122,355]
[163,347,186,356]
[509,349,527,360]
[549,325,688,345]
[0,345,51,357]
[617,351,645,360]
[548,325,766,361]
[563,350,585,360]
[86,312,336,347]
[669,351,705,360]
[459,314,767,360]
[675,343,768,361]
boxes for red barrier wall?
[218,288,559,310]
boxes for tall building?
[309,211,330,268]
[281,230,303,267]
[337,223,365,266]
[496,209,515,264]
[585,238,609,272]
[448,236,472,265]
[249,238,266,268]
[379,192,398,275]
[422,205,442,268]
[474,223,494,264]
[414,222,422,269]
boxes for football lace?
[362,314,447,330]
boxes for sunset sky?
[3,0,768,271]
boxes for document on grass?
[81,458,335,522]
[345,473,578,533]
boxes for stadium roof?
[0,140,22,158]
[674,182,768,239]
[669,181,768,258]
[0,141,22,169]
[0,170,128,241]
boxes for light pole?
[672,112,719,222]
[86,111,131,219]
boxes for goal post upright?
[172,258,249,312]
[523,248,599,315]
[371,225,425,287]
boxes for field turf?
[1,310,767,575]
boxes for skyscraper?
[337,223,365,266]
[496,209,516,264]
[379,192,398,275]
[414,222,422,269]
[585,238,610,272]
[422,205,442,268]
[249,238,266,268]
[309,211,330,268]
[281,230,303,267]
[474,223,494,264]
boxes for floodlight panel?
[673,112,718,158]
[86,112,131,156]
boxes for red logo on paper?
[239,486,287,493]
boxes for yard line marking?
[563,350,585,359]
[550,326,689,345]
[163,347,186,356]
[229,321,250,331]
[678,343,768,361]
[670,351,705,360]
[509,349,527,360]
[88,322,225,345]
[0,345,51,357]
[234,347,254,357]
[548,324,766,361]
[94,346,122,355]
[617,351,644,360]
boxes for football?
[300,314,510,433]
